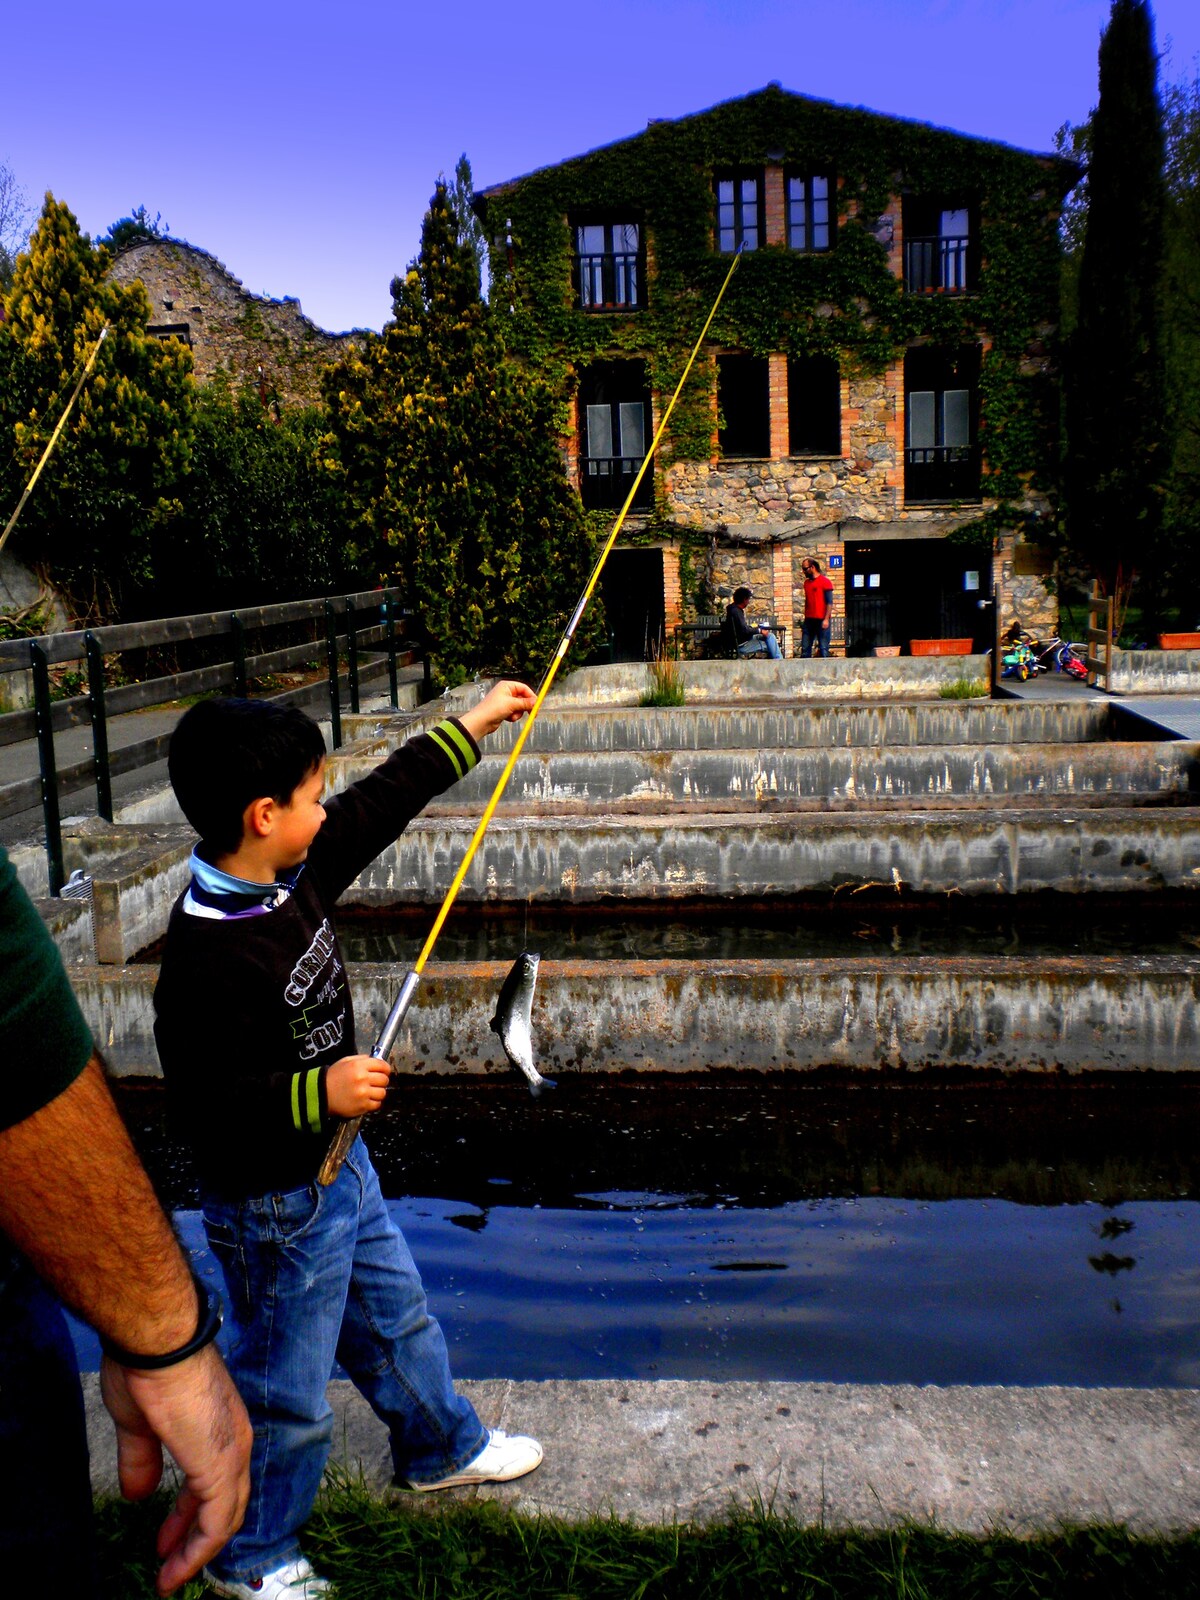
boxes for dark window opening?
[904,345,981,502]
[787,355,840,455]
[903,196,975,293]
[786,173,833,252]
[146,322,192,346]
[717,355,770,458]
[715,171,763,253]
[579,361,653,510]
[574,220,643,310]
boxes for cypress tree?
[0,195,193,618]
[323,182,601,686]
[1064,0,1167,625]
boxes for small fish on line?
[491,951,555,1096]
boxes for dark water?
[331,896,1200,964]
[72,1077,1200,1387]
[70,1196,1200,1388]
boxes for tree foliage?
[322,181,601,687]
[0,195,193,618]
[103,205,168,254]
[1159,65,1200,616]
[150,380,355,615]
[1062,0,1167,621]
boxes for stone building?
[476,85,1077,657]
[109,237,360,408]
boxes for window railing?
[904,444,981,501]
[580,455,653,509]
[904,235,971,293]
[577,252,642,311]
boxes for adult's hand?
[101,1343,252,1596]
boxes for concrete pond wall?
[76,956,1200,1079]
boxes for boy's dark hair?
[169,698,327,854]
[733,586,753,606]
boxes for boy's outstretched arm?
[457,680,536,743]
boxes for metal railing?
[904,445,981,502]
[904,235,971,293]
[580,455,653,510]
[576,251,642,310]
[0,588,429,894]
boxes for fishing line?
[319,247,744,1183]
[0,326,109,560]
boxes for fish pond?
[74,1074,1200,1389]
[330,893,1200,964]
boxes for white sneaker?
[402,1427,543,1491]
[204,1555,331,1598]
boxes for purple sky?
[3,0,1197,333]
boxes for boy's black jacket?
[153,719,479,1199]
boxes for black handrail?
[0,588,426,890]
[903,234,971,293]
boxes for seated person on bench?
[722,587,782,660]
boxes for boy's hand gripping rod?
[318,248,743,1185]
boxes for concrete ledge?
[331,742,1200,807]
[343,700,1119,755]
[550,659,992,705]
[82,1375,1200,1535]
[77,956,1200,1076]
[350,808,1200,900]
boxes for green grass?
[95,1487,1200,1599]
[938,677,990,699]
[639,649,686,708]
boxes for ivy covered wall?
[477,85,1077,648]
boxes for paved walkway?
[81,1376,1200,1534]
[999,670,1200,740]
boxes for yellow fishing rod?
[319,247,743,1184]
[0,326,109,559]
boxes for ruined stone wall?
[109,238,361,407]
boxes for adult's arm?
[0,1055,251,1595]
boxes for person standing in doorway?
[801,557,835,659]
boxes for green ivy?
[479,86,1074,527]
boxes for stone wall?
[109,238,361,407]
[662,366,900,531]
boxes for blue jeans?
[801,618,831,658]
[0,1248,98,1593]
[737,631,782,660]
[202,1137,486,1584]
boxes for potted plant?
[909,638,975,656]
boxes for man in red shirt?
[801,557,835,658]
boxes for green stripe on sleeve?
[438,719,478,773]
[305,1069,323,1134]
[427,725,465,780]
[290,1073,303,1132]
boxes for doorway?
[844,539,992,655]
[601,549,665,662]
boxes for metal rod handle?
[317,971,421,1185]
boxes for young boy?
[154,683,539,1600]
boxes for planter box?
[909,638,974,656]
[1157,633,1200,650]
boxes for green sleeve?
[0,846,94,1131]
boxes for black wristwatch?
[100,1270,223,1371]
